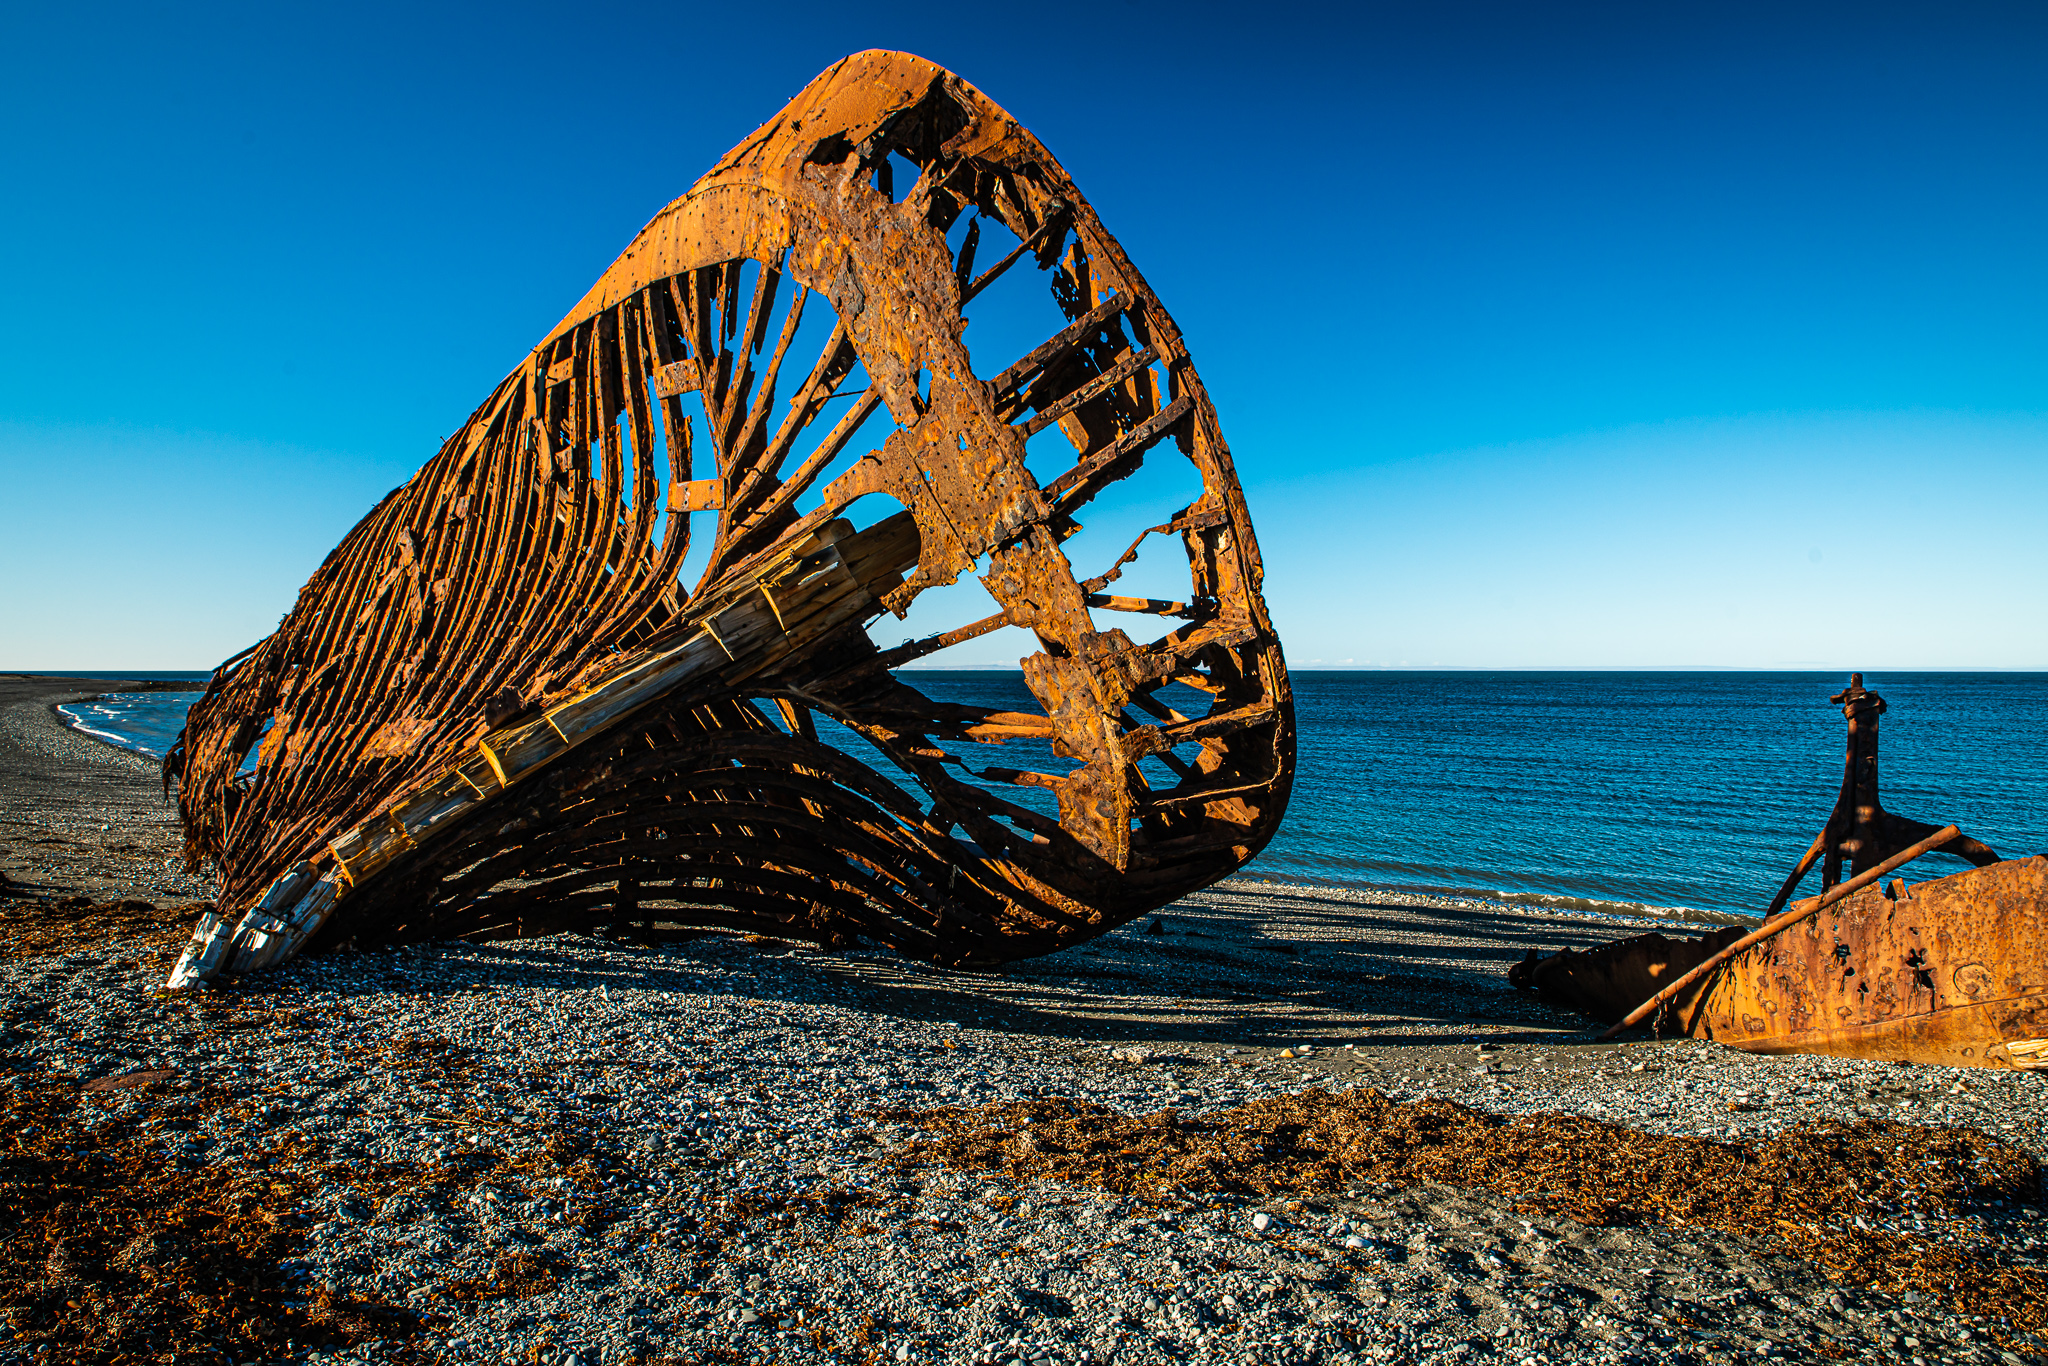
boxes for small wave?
[57,711,166,758]
[1224,871,1758,928]
[1489,888,1755,927]
[56,692,200,762]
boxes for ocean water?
[56,691,206,760]
[56,671,2047,919]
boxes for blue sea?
[52,670,2047,920]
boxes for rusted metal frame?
[504,814,977,944]
[716,390,885,564]
[236,493,431,885]
[170,53,1293,976]
[987,292,1128,412]
[683,268,714,406]
[961,200,1070,303]
[419,390,523,704]
[522,316,641,685]
[276,374,622,909]
[1031,300,1156,443]
[436,384,556,722]
[273,487,427,765]
[573,324,671,659]
[542,314,642,678]
[549,300,673,679]
[790,694,1105,930]
[350,393,520,737]
[1042,396,1196,514]
[868,609,1012,670]
[716,259,744,351]
[1121,719,1200,785]
[609,292,699,648]
[638,870,912,941]
[1603,825,1963,1039]
[563,317,596,462]
[412,802,955,945]
[532,880,942,956]
[868,743,1070,853]
[1018,344,1158,438]
[640,725,936,826]
[1120,702,1278,760]
[603,867,916,947]
[720,281,810,505]
[741,687,1062,885]
[952,216,982,301]
[505,342,600,650]
[563,306,642,631]
[1079,508,1229,596]
[725,322,859,521]
[1086,593,1200,619]
[770,696,821,747]
[713,261,781,464]
[538,743,935,858]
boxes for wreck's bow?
[165,52,1293,987]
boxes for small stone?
[1279,1049,1296,1059]
[895,1344,912,1362]
[737,1309,759,1326]
[1344,1235,1368,1249]
[1251,1211,1273,1233]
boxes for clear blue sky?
[3,1,2043,669]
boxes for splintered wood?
[164,51,1293,987]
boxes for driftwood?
[163,52,1293,988]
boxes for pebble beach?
[2,676,2043,1366]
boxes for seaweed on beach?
[0,894,205,965]
[884,1086,2048,1349]
[0,1074,418,1364]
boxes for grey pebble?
[3,685,2044,1366]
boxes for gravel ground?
[2,677,2043,1366]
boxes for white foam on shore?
[55,708,166,758]
[1217,873,1759,929]
[54,693,197,761]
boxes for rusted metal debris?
[1513,675,2046,1069]
[162,51,1293,988]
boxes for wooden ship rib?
[1513,675,2046,1070]
[162,51,1293,988]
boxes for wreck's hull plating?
[1697,854,2048,1069]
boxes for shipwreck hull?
[1513,675,2042,1070]
[163,51,1294,987]
[1698,855,2048,1069]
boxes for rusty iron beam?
[162,51,1294,988]
[1599,824,1963,1039]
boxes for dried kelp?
[0,1076,418,1363]
[884,1088,2048,1347]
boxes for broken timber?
[164,52,1294,988]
